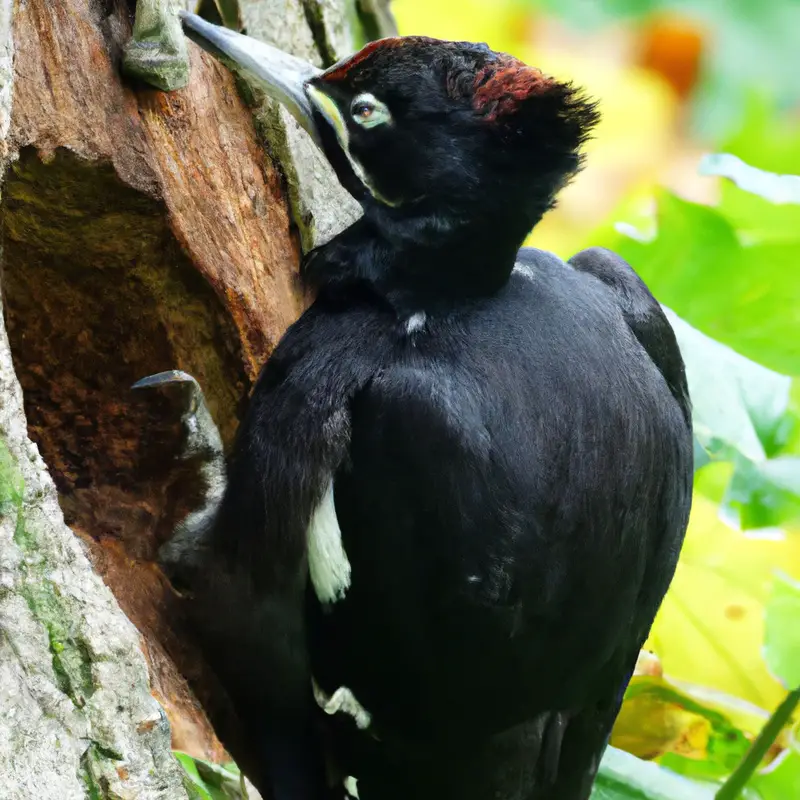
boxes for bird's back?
[308,250,692,799]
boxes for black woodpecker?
[148,13,694,800]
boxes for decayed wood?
[0,0,359,784]
[1,6,187,794]
[11,0,306,378]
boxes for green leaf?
[764,573,800,688]
[723,457,800,531]
[716,180,800,247]
[663,310,792,464]
[715,687,800,800]
[747,748,800,800]
[699,154,800,206]
[612,195,740,325]
[592,746,715,799]
[703,107,800,245]
[647,496,800,712]
[174,752,214,800]
[594,191,800,377]
[722,94,800,179]
[173,752,247,800]
[657,311,800,530]
[612,675,750,772]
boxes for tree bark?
[0,0,367,796]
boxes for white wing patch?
[406,311,427,334]
[307,480,351,604]
[513,262,536,281]
[313,680,373,730]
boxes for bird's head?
[181,15,599,277]
[306,36,599,223]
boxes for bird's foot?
[132,370,223,460]
[131,368,198,391]
[123,0,190,91]
[132,370,226,590]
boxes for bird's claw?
[131,370,200,391]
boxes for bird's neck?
[305,205,531,314]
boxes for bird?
[143,13,694,800]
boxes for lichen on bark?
[0,1,190,797]
[0,300,191,798]
[237,0,362,252]
[123,0,191,91]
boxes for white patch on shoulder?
[344,776,360,798]
[307,481,351,604]
[313,680,372,730]
[513,263,536,281]
[406,311,426,334]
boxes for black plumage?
[156,16,693,800]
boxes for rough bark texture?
[0,0,368,795]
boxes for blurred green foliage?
[585,156,800,797]
[176,752,249,800]
[593,181,800,376]
[765,574,800,689]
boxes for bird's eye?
[352,102,374,120]
[350,93,391,129]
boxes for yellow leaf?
[613,680,718,762]
[392,0,522,54]
[647,497,800,712]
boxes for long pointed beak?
[179,12,323,146]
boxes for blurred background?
[391,1,800,796]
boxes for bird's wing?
[565,246,691,425]
[315,258,692,729]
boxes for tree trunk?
[0,0,368,796]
